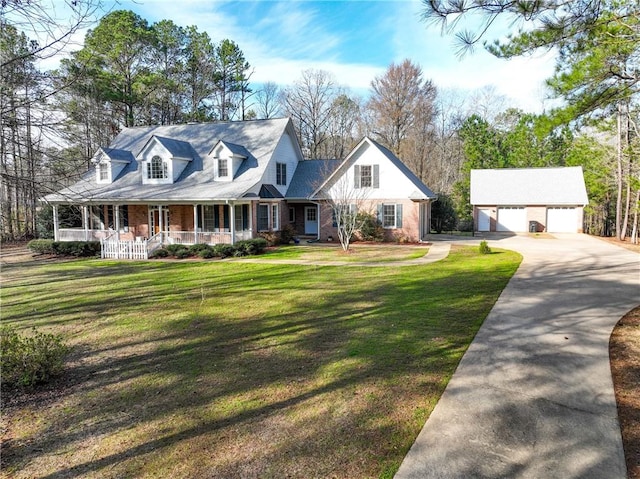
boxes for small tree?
[315,163,371,252]
[431,193,457,233]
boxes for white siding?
[327,142,421,199]
[268,132,301,196]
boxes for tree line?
[1,1,638,243]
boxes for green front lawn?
[260,244,429,262]
[1,246,521,479]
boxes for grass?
[1,246,521,479]
[261,244,428,262]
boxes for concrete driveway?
[395,234,640,479]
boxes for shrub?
[457,218,474,233]
[165,243,189,256]
[479,240,492,254]
[357,213,385,242]
[198,247,216,259]
[235,238,268,256]
[28,239,55,255]
[213,244,236,258]
[51,241,101,257]
[1,325,70,388]
[174,248,193,259]
[278,224,296,244]
[150,247,169,258]
[189,243,212,254]
[258,230,279,246]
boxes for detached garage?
[470,167,588,233]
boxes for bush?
[174,248,193,259]
[235,238,268,256]
[479,241,492,254]
[28,239,55,255]
[52,241,101,257]
[198,247,216,259]
[213,244,236,258]
[357,213,385,242]
[1,325,70,388]
[165,243,189,256]
[258,230,279,246]
[457,218,474,233]
[278,224,296,244]
[150,247,169,258]
[189,243,212,254]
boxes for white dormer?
[138,135,194,185]
[209,140,248,181]
[91,147,133,184]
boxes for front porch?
[53,202,254,259]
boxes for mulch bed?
[610,305,640,479]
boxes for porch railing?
[166,230,235,245]
[59,228,114,241]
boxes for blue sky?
[49,0,559,112]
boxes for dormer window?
[98,162,109,181]
[218,159,228,177]
[147,155,168,180]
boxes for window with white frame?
[276,162,286,185]
[218,158,228,177]
[147,155,168,179]
[354,164,379,188]
[379,203,403,229]
[382,204,396,228]
[258,203,280,231]
[271,204,279,230]
[99,162,109,181]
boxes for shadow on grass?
[2,249,521,478]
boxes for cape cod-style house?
[44,118,436,258]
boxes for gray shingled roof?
[151,136,195,159]
[470,167,589,205]
[100,147,134,163]
[217,140,250,158]
[44,118,294,204]
[287,159,341,199]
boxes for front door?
[149,206,170,235]
[304,206,318,235]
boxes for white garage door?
[547,207,578,233]
[497,207,526,232]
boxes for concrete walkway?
[395,234,640,479]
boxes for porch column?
[114,204,120,240]
[193,204,198,243]
[82,205,89,241]
[229,203,235,244]
[316,203,321,240]
[52,204,60,241]
[159,205,164,242]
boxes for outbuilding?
[470,167,589,233]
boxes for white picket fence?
[101,239,149,260]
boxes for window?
[382,204,396,228]
[289,207,295,223]
[276,162,287,186]
[147,155,168,179]
[258,203,279,231]
[379,203,403,229]
[99,162,109,181]
[271,204,279,230]
[354,164,379,188]
[202,205,215,231]
[218,159,228,177]
[235,204,250,231]
[258,204,270,231]
[360,165,372,187]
